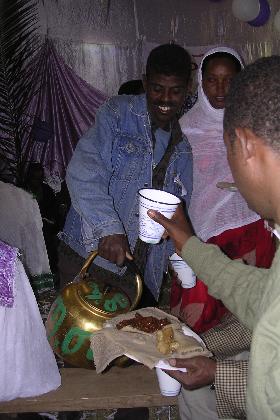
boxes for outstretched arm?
[148,207,269,330]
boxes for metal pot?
[46,251,143,369]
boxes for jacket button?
[135,213,139,217]
[144,183,148,187]
[125,143,135,153]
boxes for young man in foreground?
[149,55,280,420]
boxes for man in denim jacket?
[59,43,193,301]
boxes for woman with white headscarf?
[171,47,275,334]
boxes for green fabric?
[182,235,280,420]
[31,272,55,293]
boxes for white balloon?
[274,9,280,32]
[232,0,260,22]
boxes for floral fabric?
[0,241,17,308]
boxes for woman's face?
[202,57,239,109]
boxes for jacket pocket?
[112,133,149,180]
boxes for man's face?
[143,73,188,129]
[202,58,239,109]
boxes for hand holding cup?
[166,356,216,390]
[138,189,181,244]
[147,204,194,254]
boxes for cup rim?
[169,253,183,262]
[138,188,181,206]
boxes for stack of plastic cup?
[169,253,196,288]
[155,367,182,396]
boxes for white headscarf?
[180,46,260,241]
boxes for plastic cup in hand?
[155,367,182,396]
[138,188,181,244]
[169,253,196,288]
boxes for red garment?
[170,219,275,333]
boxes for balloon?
[274,9,280,32]
[248,0,270,27]
[232,0,259,22]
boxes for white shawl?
[180,47,260,241]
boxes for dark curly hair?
[146,43,192,81]
[224,55,280,152]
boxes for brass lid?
[78,278,131,315]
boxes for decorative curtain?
[22,39,107,190]
[51,38,143,96]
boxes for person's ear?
[142,74,147,92]
[235,127,257,163]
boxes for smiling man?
[59,43,193,308]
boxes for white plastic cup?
[169,253,196,288]
[155,367,182,396]
[138,189,181,244]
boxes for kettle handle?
[79,250,99,279]
[78,250,143,311]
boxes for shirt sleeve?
[202,313,251,359]
[181,236,269,331]
[66,99,125,242]
[215,360,248,419]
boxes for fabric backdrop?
[21,39,107,190]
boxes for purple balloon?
[247,0,270,27]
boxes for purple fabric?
[0,241,17,308]
[21,39,107,182]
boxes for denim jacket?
[60,94,193,299]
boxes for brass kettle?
[46,251,143,369]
